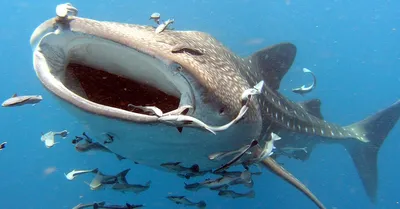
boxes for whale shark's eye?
[219,107,225,115]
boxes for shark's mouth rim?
[32,30,196,123]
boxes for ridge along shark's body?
[30,3,400,209]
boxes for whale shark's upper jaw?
[31,18,199,123]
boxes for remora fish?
[72,201,105,209]
[292,68,316,95]
[93,203,144,209]
[218,189,256,199]
[64,168,98,180]
[111,180,151,194]
[167,196,206,208]
[30,3,400,208]
[1,93,43,107]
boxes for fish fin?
[246,190,256,198]
[145,180,152,186]
[116,154,126,161]
[93,203,99,209]
[196,200,207,208]
[302,68,312,73]
[116,168,131,184]
[261,157,326,209]
[248,42,296,90]
[297,99,324,120]
[343,100,400,203]
[12,93,17,97]
[176,127,183,133]
[190,164,200,173]
[0,142,6,149]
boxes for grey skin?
[72,201,105,209]
[218,189,255,199]
[30,4,400,209]
[167,196,206,208]
[1,94,42,107]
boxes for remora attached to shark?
[30,3,400,209]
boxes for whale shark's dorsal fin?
[298,99,324,120]
[248,43,297,90]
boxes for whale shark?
[29,3,400,209]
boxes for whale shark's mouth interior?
[65,62,180,113]
[41,33,193,115]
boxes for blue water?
[1,1,399,208]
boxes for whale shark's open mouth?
[65,62,180,113]
[31,21,194,122]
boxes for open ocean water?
[0,1,399,209]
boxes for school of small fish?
[0,8,318,208]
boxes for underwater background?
[0,0,399,208]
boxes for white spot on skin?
[249,59,252,63]
[297,125,301,131]
[287,122,290,127]
[331,131,334,136]
[339,132,343,136]
[275,113,278,119]
[305,127,308,132]
[321,129,324,135]
[285,106,288,111]
[266,107,269,113]
[272,98,275,102]
[313,128,316,133]
[278,101,281,106]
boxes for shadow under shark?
[29,3,400,209]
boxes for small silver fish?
[2,93,42,107]
[167,196,206,208]
[0,142,6,150]
[155,18,174,34]
[74,133,126,161]
[64,168,98,181]
[218,189,256,199]
[149,12,161,25]
[112,181,151,194]
[72,201,105,209]
[292,68,317,95]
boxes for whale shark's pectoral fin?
[248,43,297,90]
[261,157,326,209]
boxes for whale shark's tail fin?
[344,100,400,203]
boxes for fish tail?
[245,190,256,199]
[0,142,6,149]
[196,200,206,209]
[145,180,152,186]
[343,100,400,203]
